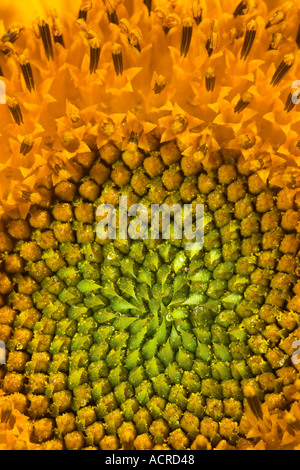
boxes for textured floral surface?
[0,0,300,450]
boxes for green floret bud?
[108,365,128,387]
[181,370,201,393]
[106,349,125,369]
[57,266,82,286]
[163,403,183,430]
[186,394,205,420]
[213,342,232,362]
[88,360,109,381]
[135,381,154,405]
[151,374,172,400]
[201,378,222,399]
[230,360,252,380]
[104,409,123,434]
[192,359,211,379]
[89,342,110,362]
[207,279,227,299]
[121,398,139,421]
[68,368,88,390]
[157,339,174,366]
[211,360,232,381]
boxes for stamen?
[119,19,142,52]
[107,10,119,25]
[152,73,166,94]
[21,190,31,202]
[6,97,23,125]
[205,67,216,92]
[0,40,15,56]
[268,24,286,50]
[285,412,300,430]
[37,17,54,61]
[20,136,34,155]
[19,55,35,92]
[198,144,208,155]
[78,0,92,21]
[265,2,293,29]
[180,18,193,57]
[244,385,263,420]
[1,26,23,44]
[240,20,257,60]
[105,0,119,25]
[284,92,296,113]
[270,53,294,86]
[154,10,180,35]
[205,20,219,57]
[171,115,189,135]
[51,13,65,47]
[233,1,247,17]
[229,27,243,44]
[297,24,300,49]
[89,36,101,74]
[143,0,152,15]
[192,1,203,25]
[0,399,12,423]
[129,131,139,144]
[111,43,123,76]
[129,30,142,52]
[234,91,253,113]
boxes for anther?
[21,190,31,202]
[297,10,300,48]
[268,24,286,50]
[180,18,193,57]
[6,97,23,125]
[127,28,142,52]
[152,73,166,94]
[78,0,92,21]
[1,26,23,45]
[111,43,123,76]
[198,144,208,156]
[285,412,300,430]
[0,399,13,423]
[89,36,101,74]
[265,2,293,29]
[229,27,243,44]
[171,115,189,135]
[105,0,119,25]
[234,91,253,113]
[233,1,248,17]
[143,0,152,15]
[20,136,34,155]
[51,12,65,47]
[192,1,203,25]
[233,0,255,17]
[284,92,295,113]
[205,20,219,57]
[37,17,54,61]
[240,20,257,60]
[155,10,180,35]
[119,19,142,52]
[18,55,35,92]
[270,53,294,86]
[205,67,216,92]
[244,384,263,420]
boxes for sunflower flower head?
[0,0,299,451]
